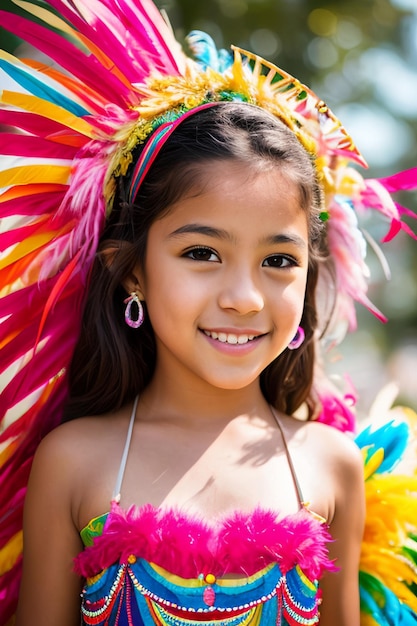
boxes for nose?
[217,266,264,315]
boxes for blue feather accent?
[0,59,89,117]
[360,571,417,625]
[187,30,233,73]
[355,420,409,474]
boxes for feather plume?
[357,412,417,624]
[74,502,334,582]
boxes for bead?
[127,554,137,564]
[203,586,216,606]
[316,100,328,114]
[204,573,216,584]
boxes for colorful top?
[75,399,335,626]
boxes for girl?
[0,2,415,625]
[16,104,365,625]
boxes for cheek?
[277,273,308,307]
[273,277,308,332]
[142,267,199,331]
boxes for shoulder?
[37,404,132,458]
[303,419,363,484]
[31,406,132,496]
[28,405,134,528]
[282,415,362,466]
[280,416,364,517]
[34,414,109,470]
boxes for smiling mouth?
[202,330,262,345]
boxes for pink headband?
[127,102,221,204]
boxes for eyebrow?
[168,224,235,242]
[263,233,307,249]
[168,223,307,248]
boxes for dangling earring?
[288,326,305,350]
[124,292,144,328]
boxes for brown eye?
[184,247,219,262]
[262,255,296,268]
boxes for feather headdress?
[0,1,416,623]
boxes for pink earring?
[124,292,144,328]
[288,326,305,350]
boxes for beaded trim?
[81,560,320,625]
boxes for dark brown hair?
[64,102,326,420]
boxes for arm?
[318,434,365,626]
[16,428,84,626]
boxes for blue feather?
[0,59,89,117]
[355,420,409,474]
[360,571,417,625]
[187,30,233,73]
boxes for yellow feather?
[363,447,385,480]
[0,165,70,193]
[1,91,95,138]
[12,0,82,40]
[0,532,23,576]
[360,615,381,626]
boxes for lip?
[202,328,265,337]
[199,328,266,355]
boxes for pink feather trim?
[74,501,335,582]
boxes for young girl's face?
[137,160,309,392]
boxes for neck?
[140,370,270,425]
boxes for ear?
[100,246,145,300]
[122,267,145,301]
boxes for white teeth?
[204,331,257,344]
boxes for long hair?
[64,103,327,420]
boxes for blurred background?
[1,0,416,416]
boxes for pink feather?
[0,134,77,159]
[75,502,335,582]
[0,110,70,137]
[46,0,185,79]
[0,12,132,107]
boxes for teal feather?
[355,420,409,474]
[187,30,232,73]
[0,59,89,117]
[360,571,417,625]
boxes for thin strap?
[269,407,305,510]
[112,395,139,503]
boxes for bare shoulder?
[30,406,133,518]
[35,405,130,464]
[30,416,105,498]
[279,415,364,519]
[283,415,362,469]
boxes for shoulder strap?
[112,395,139,502]
[269,407,305,509]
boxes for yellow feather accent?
[363,446,385,480]
[0,532,23,576]
[0,91,95,138]
[0,439,18,467]
[0,183,65,203]
[13,0,83,41]
[360,410,417,615]
[109,43,362,183]
[361,468,417,612]
[360,615,381,626]
[12,0,133,89]
[0,165,71,190]
[0,231,61,272]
